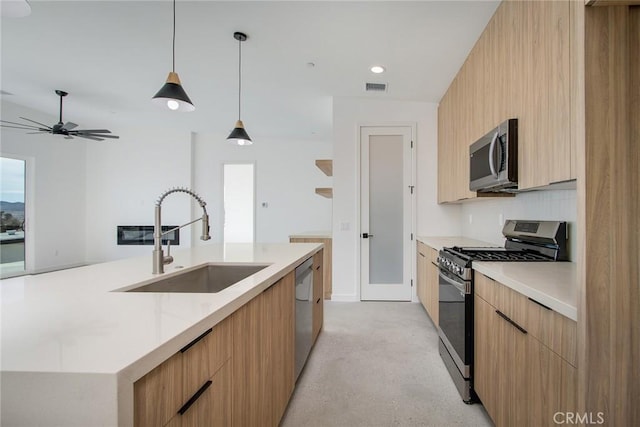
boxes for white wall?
[2,96,332,269]
[460,189,577,261]
[332,97,461,301]
[192,132,333,244]
[1,100,87,272]
[83,128,193,263]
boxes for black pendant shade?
[152,0,195,112]
[152,72,195,112]
[227,120,252,146]
[227,32,252,145]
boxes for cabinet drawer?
[167,361,232,427]
[474,272,527,330]
[134,352,183,427]
[182,319,231,402]
[526,298,577,366]
[428,247,439,265]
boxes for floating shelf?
[315,188,333,198]
[315,159,333,177]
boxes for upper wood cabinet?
[438,0,577,203]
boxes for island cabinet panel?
[437,0,577,203]
[134,316,232,427]
[474,272,577,427]
[231,271,295,427]
[312,250,324,343]
[166,363,231,427]
[134,352,183,427]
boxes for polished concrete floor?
[281,301,493,427]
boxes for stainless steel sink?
[125,264,269,293]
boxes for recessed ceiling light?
[370,66,385,74]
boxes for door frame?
[0,153,35,278]
[356,123,416,301]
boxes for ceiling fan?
[0,90,120,141]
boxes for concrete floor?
[281,301,493,427]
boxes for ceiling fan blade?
[19,117,53,129]
[1,120,44,130]
[73,129,112,134]
[78,133,119,139]
[1,124,47,131]
[75,134,104,141]
[27,131,49,134]
[63,122,78,130]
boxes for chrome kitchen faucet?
[153,187,211,274]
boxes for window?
[1,156,26,276]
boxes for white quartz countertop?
[0,243,322,380]
[289,231,332,239]
[416,236,578,321]
[473,261,577,321]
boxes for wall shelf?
[315,188,333,198]
[315,159,333,177]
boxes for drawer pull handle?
[316,265,321,270]
[316,298,321,304]
[419,252,425,257]
[178,380,212,415]
[528,297,552,311]
[495,310,528,335]
[430,262,439,267]
[180,328,212,353]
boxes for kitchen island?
[0,242,322,426]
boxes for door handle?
[362,233,374,238]
[488,131,499,178]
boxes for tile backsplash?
[461,189,577,261]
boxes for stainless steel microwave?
[469,118,518,192]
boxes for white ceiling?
[1,0,499,140]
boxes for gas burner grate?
[454,249,554,262]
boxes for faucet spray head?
[201,213,211,241]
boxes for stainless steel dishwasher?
[294,257,314,380]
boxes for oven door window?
[438,270,471,366]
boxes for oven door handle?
[439,270,470,295]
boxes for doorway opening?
[223,163,255,243]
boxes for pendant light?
[152,0,195,112]
[227,32,252,145]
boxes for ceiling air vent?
[365,82,387,92]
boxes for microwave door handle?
[489,131,499,178]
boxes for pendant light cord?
[172,0,176,72]
[238,37,242,120]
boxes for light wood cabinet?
[474,272,577,427]
[134,319,232,427]
[438,0,577,203]
[416,242,439,325]
[416,243,427,309]
[231,272,295,427]
[135,267,299,427]
[289,236,332,299]
[312,250,324,343]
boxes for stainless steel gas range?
[436,220,568,403]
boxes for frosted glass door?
[369,135,403,283]
[360,127,413,301]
